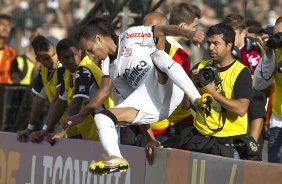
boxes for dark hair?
[206,23,235,46]
[56,38,79,57]
[169,3,201,25]
[275,16,282,25]
[223,14,246,31]
[77,18,117,42]
[246,20,262,29]
[0,14,11,22]
[31,35,53,55]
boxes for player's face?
[36,45,58,70]
[59,46,80,73]
[80,37,109,61]
[207,34,231,63]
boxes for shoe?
[88,155,129,176]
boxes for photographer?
[187,23,258,160]
[223,15,266,160]
[254,16,282,163]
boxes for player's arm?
[17,73,46,142]
[31,67,67,143]
[153,25,204,49]
[139,124,162,165]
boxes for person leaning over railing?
[253,16,282,163]
[16,35,65,142]
[33,38,114,143]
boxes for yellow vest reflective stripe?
[16,55,35,85]
[194,60,248,137]
[273,49,282,118]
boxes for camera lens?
[203,71,212,80]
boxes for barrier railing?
[1,131,282,184]
[0,85,49,132]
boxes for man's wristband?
[42,125,48,131]
[27,124,35,131]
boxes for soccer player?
[66,18,208,175]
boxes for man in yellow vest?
[188,23,257,160]
[32,38,114,142]
[16,35,63,142]
[254,16,282,163]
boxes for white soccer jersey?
[113,26,157,99]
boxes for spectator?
[16,35,64,142]
[223,15,265,149]
[0,14,16,84]
[40,38,114,143]
[253,16,282,163]
[188,23,258,160]
[10,44,40,85]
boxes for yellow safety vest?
[273,49,282,119]
[40,62,66,124]
[63,56,114,140]
[16,55,35,85]
[194,60,248,137]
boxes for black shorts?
[248,89,266,121]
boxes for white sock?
[94,113,123,158]
[151,50,201,103]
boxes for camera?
[197,64,221,87]
[245,32,282,52]
[245,37,260,52]
[266,32,282,49]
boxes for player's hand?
[30,130,47,144]
[187,30,205,47]
[145,140,163,165]
[17,129,32,142]
[47,130,66,146]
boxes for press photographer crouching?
[183,23,260,160]
[253,16,282,163]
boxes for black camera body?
[197,64,221,87]
[245,37,260,52]
[267,32,282,49]
[245,32,282,52]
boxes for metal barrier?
[0,85,33,132]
